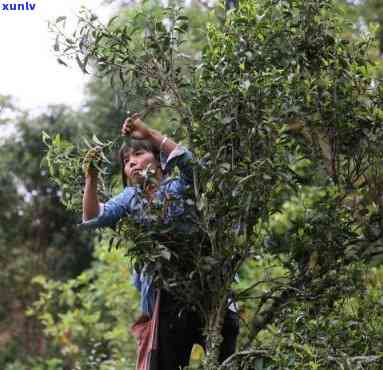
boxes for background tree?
[3,0,382,369]
[0,102,95,368]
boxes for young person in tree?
[81,113,239,369]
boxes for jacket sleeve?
[80,187,136,229]
[160,145,194,185]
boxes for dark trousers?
[158,291,239,370]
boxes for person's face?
[123,148,159,184]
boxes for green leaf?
[92,134,104,146]
[56,16,66,23]
[42,131,51,145]
[107,16,119,28]
[119,68,125,84]
[54,35,60,52]
[159,247,171,261]
[100,151,111,164]
[76,55,88,74]
[83,137,92,148]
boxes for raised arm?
[81,146,135,229]
[83,170,101,221]
[82,149,101,221]
[121,113,177,156]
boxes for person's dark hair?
[119,138,161,187]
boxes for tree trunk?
[203,306,225,370]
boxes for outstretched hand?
[121,113,151,140]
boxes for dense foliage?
[1,1,383,369]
